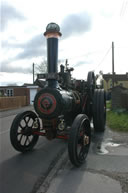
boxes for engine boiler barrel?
[34,88,74,119]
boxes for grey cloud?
[15,34,46,60]
[1,12,92,73]
[1,61,32,74]
[2,34,45,60]
[1,34,46,73]
[2,33,45,49]
[61,12,92,39]
[1,2,25,31]
[73,60,92,68]
[2,38,18,48]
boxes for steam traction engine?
[10,23,106,167]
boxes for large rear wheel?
[68,114,91,167]
[10,111,40,152]
[93,89,106,132]
[87,71,96,101]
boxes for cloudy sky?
[1,0,128,86]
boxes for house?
[23,83,39,105]
[0,84,39,110]
[102,73,128,109]
[103,73,128,91]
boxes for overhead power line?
[93,45,112,71]
[59,47,113,66]
[120,0,128,16]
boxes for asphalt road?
[0,106,67,193]
[0,107,128,193]
[37,125,128,193]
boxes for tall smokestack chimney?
[44,23,62,87]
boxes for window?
[6,89,14,96]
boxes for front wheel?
[10,111,40,152]
[68,114,91,167]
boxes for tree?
[35,60,47,74]
[99,70,103,75]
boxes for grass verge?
[107,110,128,132]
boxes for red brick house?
[0,84,39,110]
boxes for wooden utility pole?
[33,63,35,84]
[112,42,115,88]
